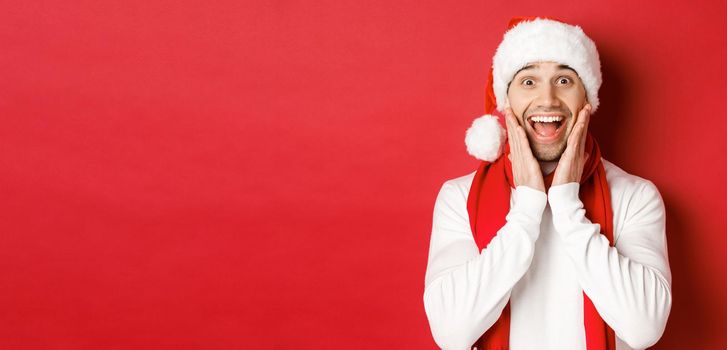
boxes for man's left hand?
[552,103,592,186]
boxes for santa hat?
[465,16,602,161]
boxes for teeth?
[530,115,564,123]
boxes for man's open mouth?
[527,114,566,140]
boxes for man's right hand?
[504,107,545,193]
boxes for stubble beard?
[529,138,568,161]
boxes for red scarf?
[466,132,616,349]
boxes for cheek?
[506,96,530,120]
[565,86,587,108]
[561,93,586,117]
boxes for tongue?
[533,122,558,137]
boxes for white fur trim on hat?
[492,18,602,113]
[465,114,506,162]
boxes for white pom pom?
[464,114,506,161]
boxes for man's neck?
[539,160,558,176]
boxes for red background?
[2,1,725,348]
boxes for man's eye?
[522,79,534,86]
[558,77,571,84]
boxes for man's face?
[506,61,588,161]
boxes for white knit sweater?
[423,158,672,350]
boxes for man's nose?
[535,84,562,108]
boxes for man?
[422,17,672,350]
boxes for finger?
[516,125,534,159]
[504,108,522,185]
[505,107,516,131]
[576,124,586,158]
[504,108,513,137]
[565,117,582,153]
[564,123,583,160]
[511,108,528,147]
[579,104,591,157]
[578,104,590,131]
[505,107,515,132]
[570,106,589,153]
[584,103,591,124]
[570,103,587,136]
[505,108,518,152]
[513,115,527,159]
[505,108,522,156]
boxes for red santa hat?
[465,16,603,161]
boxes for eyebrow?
[514,63,578,76]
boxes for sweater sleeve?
[547,181,672,349]
[423,181,547,350]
